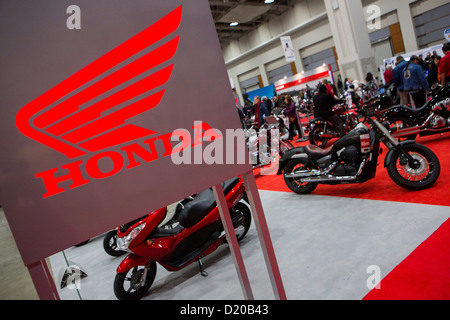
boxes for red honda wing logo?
[15,6,182,159]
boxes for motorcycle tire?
[114,261,157,300]
[283,159,319,195]
[73,240,90,247]
[230,202,252,241]
[387,143,440,191]
[387,115,417,141]
[103,230,127,257]
[309,124,330,148]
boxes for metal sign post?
[27,260,60,300]
[242,171,287,300]
[212,184,254,300]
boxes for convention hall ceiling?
[209,0,294,43]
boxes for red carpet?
[255,131,450,300]
[363,218,450,300]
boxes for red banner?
[275,70,330,91]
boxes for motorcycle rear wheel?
[103,230,127,257]
[283,159,319,194]
[309,124,330,148]
[387,143,440,190]
[114,261,157,300]
[387,116,417,141]
[230,202,252,241]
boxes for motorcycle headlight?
[117,222,146,251]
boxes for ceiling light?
[230,22,239,26]
[265,0,275,3]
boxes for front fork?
[117,253,151,274]
[383,141,419,169]
[374,119,420,169]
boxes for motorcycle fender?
[384,141,416,167]
[277,147,306,175]
[116,254,151,274]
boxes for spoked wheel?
[388,116,417,141]
[283,159,318,194]
[309,124,331,148]
[114,261,157,300]
[387,143,440,190]
[229,202,252,241]
[103,230,127,257]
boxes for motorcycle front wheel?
[114,261,157,300]
[387,143,440,190]
[283,159,319,194]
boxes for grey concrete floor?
[0,208,38,300]
[1,190,449,300]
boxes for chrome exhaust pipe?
[300,175,358,183]
[284,162,338,179]
[285,160,366,183]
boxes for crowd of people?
[389,42,450,109]
[239,42,450,141]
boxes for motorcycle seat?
[304,144,333,159]
[178,178,240,229]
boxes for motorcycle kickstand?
[198,258,208,277]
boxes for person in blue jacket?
[393,56,409,106]
[403,55,430,109]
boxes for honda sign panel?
[0,0,250,265]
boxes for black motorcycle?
[381,83,450,141]
[308,103,359,148]
[359,83,396,113]
[277,108,440,194]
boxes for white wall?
[224,0,448,105]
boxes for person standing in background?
[252,96,270,128]
[403,55,429,109]
[439,43,450,85]
[427,55,441,88]
[283,96,297,141]
[384,65,393,85]
[393,56,410,106]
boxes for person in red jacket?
[439,43,450,85]
[384,65,393,84]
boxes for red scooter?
[113,177,251,300]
